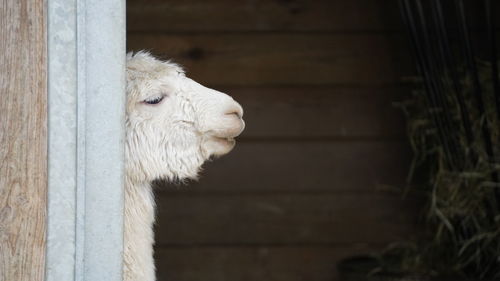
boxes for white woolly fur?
[124,51,245,281]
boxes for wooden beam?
[127,33,412,86]
[0,1,47,280]
[154,245,387,281]
[127,0,401,32]
[154,193,420,245]
[127,0,500,33]
[219,86,407,138]
[157,141,411,193]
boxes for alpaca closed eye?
[144,96,164,105]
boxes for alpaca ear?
[126,50,155,64]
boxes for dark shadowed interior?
[126,1,416,280]
[126,1,498,280]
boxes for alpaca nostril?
[224,103,244,119]
[225,111,241,119]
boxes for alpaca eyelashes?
[143,96,165,105]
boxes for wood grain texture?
[0,1,47,281]
[127,0,497,33]
[222,86,407,138]
[154,244,386,281]
[156,141,411,193]
[155,192,420,245]
[127,0,401,32]
[127,33,412,86]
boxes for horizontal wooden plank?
[127,0,497,32]
[127,0,401,32]
[223,86,406,138]
[156,141,411,193]
[126,33,413,86]
[154,193,420,245]
[155,244,385,281]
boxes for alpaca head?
[125,52,245,183]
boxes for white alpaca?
[124,52,245,281]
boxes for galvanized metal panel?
[47,0,126,280]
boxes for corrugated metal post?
[46,0,126,280]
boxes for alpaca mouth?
[201,135,236,158]
[214,136,235,144]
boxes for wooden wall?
[0,1,47,280]
[127,1,418,280]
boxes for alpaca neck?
[123,176,156,281]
